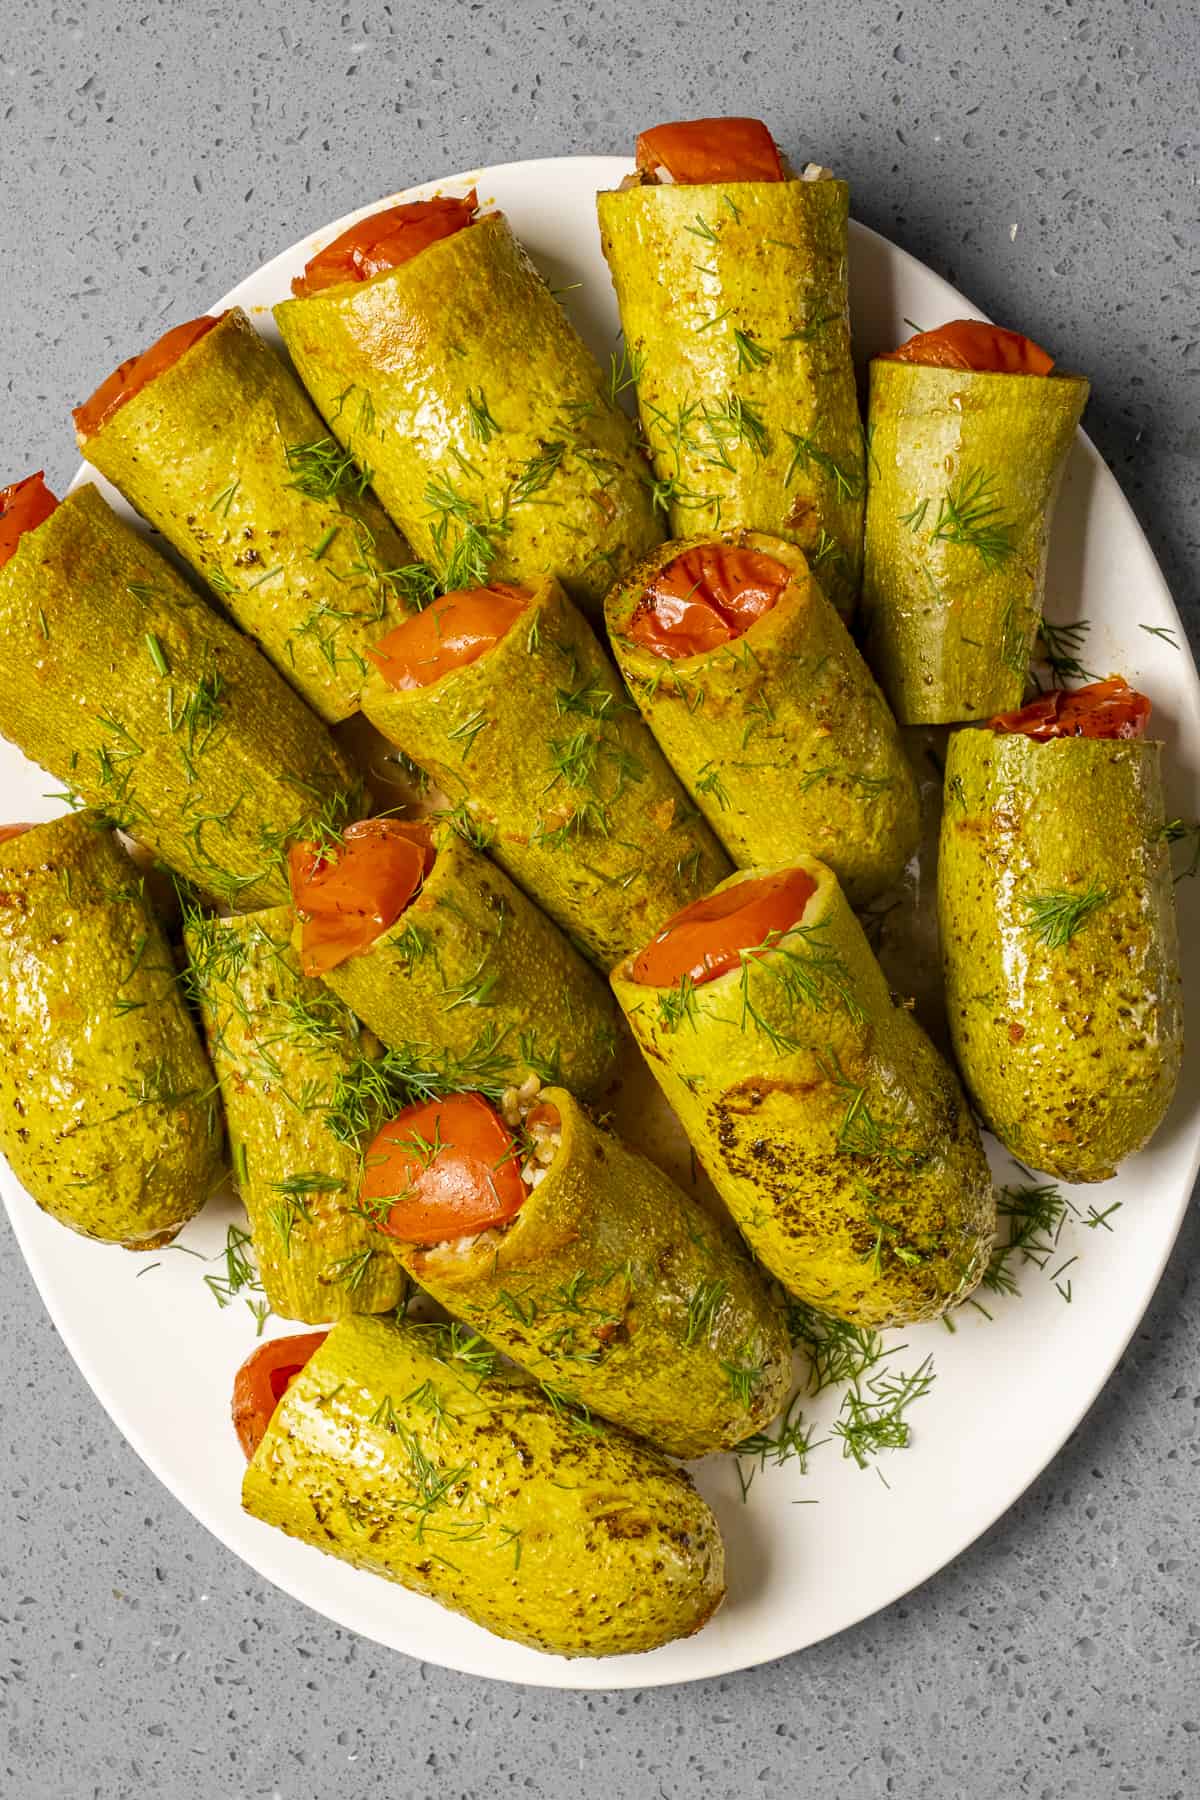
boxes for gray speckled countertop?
[2,3,1199,1795]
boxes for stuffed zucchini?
[74,308,415,723]
[597,116,863,616]
[0,480,361,908]
[274,195,660,617]
[606,530,919,901]
[289,818,621,1099]
[184,906,403,1321]
[0,813,219,1245]
[861,319,1089,723]
[939,679,1183,1181]
[361,579,730,968]
[611,862,994,1326]
[237,1315,726,1657]
[359,1085,790,1458]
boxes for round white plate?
[4,157,1198,1690]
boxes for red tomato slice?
[73,315,223,441]
[0,825,33,845]
[292,190,478,297]
[882,319,1055,376]
[361,1093,527,1246]
[0,473,58,569]
[367,584,529,691]
[288,818,435,975]
[629,546,790,661]
[989,675,1151,741]
[635,118,784,184]
[632,868,818,989]
[232,1330,328,1461]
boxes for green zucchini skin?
[861,361,1089,723]
[611,860,994,1327]
[361,577,730,969]
[606,530,920,902]
[80,309,414,724]
[0,814,219,1245]
[274,213,661,617]
[597,177,863,616]
[0,486,361,909]
[392,1086,790,1458]
[938,729,1183,1181]
[185,907,403,1322]
[242,1315,726,1657]
[321,829,621,1100]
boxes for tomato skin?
[632,868,818,989]
[0,473,59,569]
[367,584,529,691]
[361,1093,527,1246]
[882,319,1055,376]
[629,546,790,662]
[232,1331,328,1461]
[288,818,435,975]
[73,315,223,441]
[635,118,784,184]
[292,190,478,297]
[989,676,1151,741]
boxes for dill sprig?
[983,1179,1075,1299]
[1033,617,1098,689]
[783,430,861,503]
[1022,877,1111,950]
[930,468,1013,568]
[285,437,372,503]
[734,1391,823,1499]
[325,1030,516,1146]
[683,1278,727,1347]
[832,1355,935,1472]
[784,1300,887,1394]
[464,388,502,445]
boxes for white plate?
[4,157,1198,1691]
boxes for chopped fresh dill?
[930,468,1013,568]
[1022,877,1111,950]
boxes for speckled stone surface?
[2,2,1199,1795]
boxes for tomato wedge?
[0,473,58,569]
[366,584,529,691]
[288,818,435,976]
[0,824,33,846]
[292,190,479,297]
[232,1330,328,1461]
[361,1093,527,1246]
[632,868,818,989]
[989,675,1151,741]
[73,315,223,441]
[635,117,785,184]
[629,545,790,661]
[882,319,1055,376]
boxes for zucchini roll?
[597,117,863,616]
[861,320,1089,723]
[289,818,621,1100]
[611,863,994,1327]
[74,309,414,723]
[0,813,219,1246]
[360,579,729,968]
[0,480,361,908]
[273,196,661,616]
[184,906,403,1321]
[359,1085,790,1458]
[606,530,919,902]
[939,679,1183,1181]
[237,1315,726,1657]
